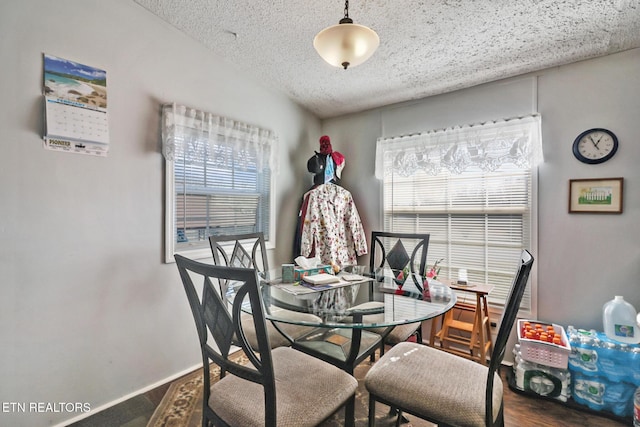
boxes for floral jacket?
[300,183,368,267]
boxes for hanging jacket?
[299,183,368,267]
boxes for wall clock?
[572,128,618,164]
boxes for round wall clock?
[572,128,618,164]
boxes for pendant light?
[313,0,379,70]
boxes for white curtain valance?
[375,115,542,178]
[162,103,279,174]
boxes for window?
[375,115,541,311]
[162,104,277,262]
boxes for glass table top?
[228,267,457,329]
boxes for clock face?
[572,128,618,164]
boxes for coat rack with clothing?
[294,136,368,268]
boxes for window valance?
[375,115,542,178]
[162,103,279,174]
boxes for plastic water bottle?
[603,296,640,344]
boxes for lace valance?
[162,103,279,174]
[375,115,542,178]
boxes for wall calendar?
[43,54,109,156]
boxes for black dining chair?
[174,254,358,427]
[365,249,534,427]
[366,231,431,354]
[211,232,380,379]
[209,232,319,349]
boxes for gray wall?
[324,49,640,333]
[0,1,320,426]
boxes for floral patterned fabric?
[300,184,368,267]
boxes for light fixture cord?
[340,0,353,24]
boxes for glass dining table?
[228,266,457,373]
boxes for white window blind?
[376,115,542,310]
[162,103,278,262]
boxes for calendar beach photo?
[43,54,107,110]
[42,54,109,156]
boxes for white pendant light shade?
[313,1,379,70]
[314,23,379,69]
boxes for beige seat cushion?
[365,341,502,427]
[384,322,421,344]
[239,311,321,349]
[210,346,358,427]
[350,301,420,345]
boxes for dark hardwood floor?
[68,383,170,427]
[70,362,629,427]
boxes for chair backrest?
[209,232,269,272]
[174,254,277,425]
[209,232,269,296]
[369,231,430,287]
[485,249,534,425]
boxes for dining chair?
[364,249,534,427]
[367,231,431,354]
[174,254,358,427]
[209,232,319,349]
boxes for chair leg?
[493,401,505,427]
[345,394,356,427]
[387,407,408,426]
[371,341,384,361]
[394,409,404,427]
[370,343,379,362]
[368,394,376,427]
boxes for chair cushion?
[365,342,503,427]
[210,347,358,427]
[351,301,420,344]
[384,322,421,344]
[240,311,320,349]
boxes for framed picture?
[568,178,624,214]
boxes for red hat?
[319,135,332,155]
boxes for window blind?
[162,104,276,260]
[377,115,541,310]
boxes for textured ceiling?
[133,0,640,119]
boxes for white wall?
[536,50,640,327]
[324,49,640,334]
[0,1,319,426]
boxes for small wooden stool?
[429,281,494,365]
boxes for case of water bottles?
[567,326,640,418]
[512,344,572,402]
